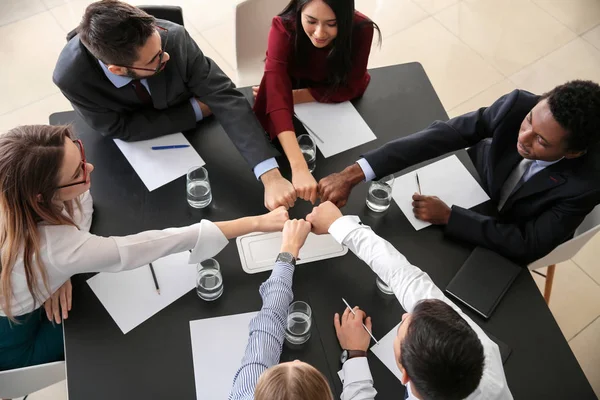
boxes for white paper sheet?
[87,251,195,334]
[190,312,259,400]
[236,232,348,274]
[114,133,205,191]
[294,101,376,158]
[391,155,490,231]
[370,322,403,382]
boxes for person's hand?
[256,206,289,232]
[194,98,213,118]
[306,201,343,234]
[334,306,372,352]
[44,279,72,324]
[412,194,451,225]
[292,168,318,204]
[261,169,297,210]
[252,86,260,100]
[318,163,365,208]
[280,219,312,258]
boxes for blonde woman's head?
[255,360,334,400]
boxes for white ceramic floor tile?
[583,25,600,51]
[569,316,600,397]
[0,93,73,134]
[413,0,459,14]
[533,0,600,35]
[509,38,600,95]
[435,0,576,76]
[367,17,504,110]
[572,231,600,286]
[0,0,47,27]
[200,19,236,71]
[540,260,600,341]
[47,0,93,33]
[187,25,237,84]
[447,79,516,118]
[355,0,428,38]
[183,0,242,32]
[0,11,67,115]
[26,379,67,400]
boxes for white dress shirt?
[329,216,513,400]
[3,191,229,317]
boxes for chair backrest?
[235,0,287,86]
[528,204,600,270]
[65,5,184,42]
[0,361,66,398]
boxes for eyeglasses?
[119,26,169,74]
[57,140,87,189]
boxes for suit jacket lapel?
[503,163,567,210]
[148,73,168,109]
[491,151,522,199]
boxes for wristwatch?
[276,252,296,267]
[340,349,367,365]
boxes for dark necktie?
[497,158,534,210]
[131,79,153,106]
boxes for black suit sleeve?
[363,92,517,178]
[180,29,279,169]
[58,87,198,142]
[447,196,594,264]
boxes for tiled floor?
[1,0,599,398]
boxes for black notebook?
[446,247,522,319]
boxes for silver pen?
[416,172,422,195]
[294,113,325,143]
[342,298,379,344]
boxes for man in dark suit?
[52,0,296,211]
[318,80,600,264]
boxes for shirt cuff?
[189,98,204,122]
[271,261,295,286]
[329,215,363,244]
[189,220,229,263]
[342,357,373,385]
[253,157,279,180]
[356,158,376,182]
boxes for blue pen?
[151,145,190,150]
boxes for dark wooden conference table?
[50,63,596,400]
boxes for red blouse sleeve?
[309,15,374,103]
[252,17,296,140]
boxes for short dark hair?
[77,0,156,66]
[541,80,600,152]
[400,299,484,400]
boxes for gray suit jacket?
[52,19,279,169]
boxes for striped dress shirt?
[229,261,295,399]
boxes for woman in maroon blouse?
[253,0,380,204]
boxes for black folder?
[446,247,522,319]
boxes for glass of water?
[376,276,394,296]
[366,174,394,212]
[196,258,223,301]
[297,134,316,173]
[187,166,212,208]
[285,301,312,345]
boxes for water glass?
[196,258,223,301]
[187,166,212,208]
[285,301,312,345]
[376,276,394,296]
[297,134,316,173]
[366,174,394,212]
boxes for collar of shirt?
[534,158,563,168]
[98,60,134,88]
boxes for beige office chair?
[0,361,65,399]
[235,0,288,87]
[528,204,600,304]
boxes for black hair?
[77,0,156,66]
[400,299,485,400]
[279,0,380,94]
[541,80,600,152]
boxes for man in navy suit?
[318,80,600,264]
